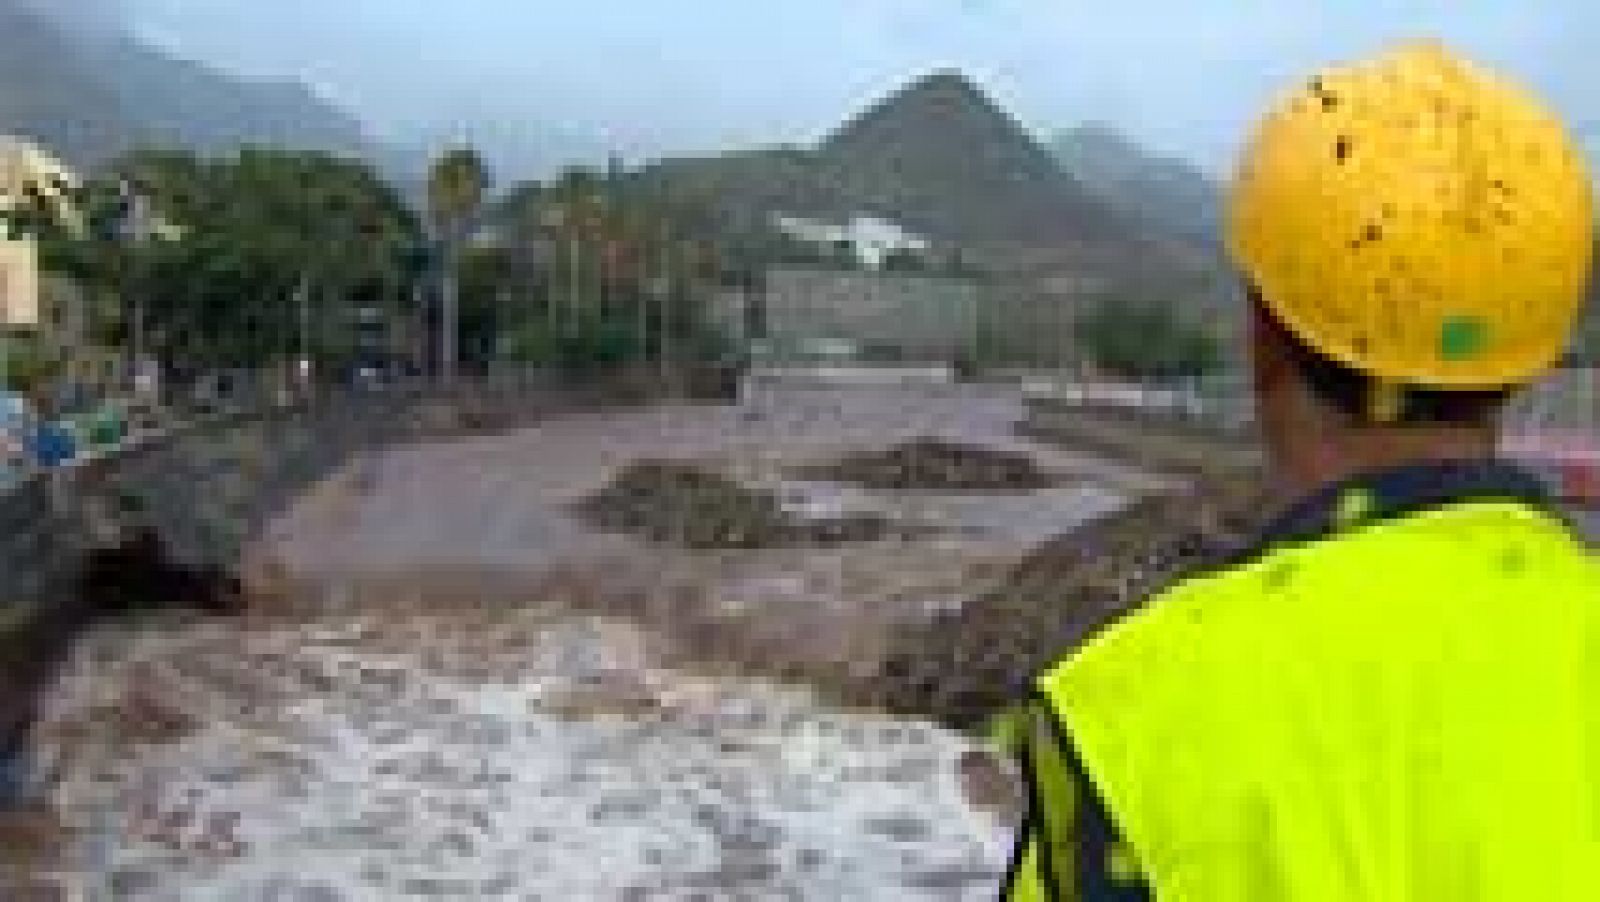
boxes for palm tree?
[541,166,605,352]
[426,147,490,385]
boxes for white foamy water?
[32,609,1011,900]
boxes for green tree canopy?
[483,164,732,370]
[67,146,425,370]
[1076,296,1223,382]
[427,147,490,241]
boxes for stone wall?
[761,268,980,361]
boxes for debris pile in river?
[794,437,1066,491]
[860,473,1273,730]
[573,461,897,548]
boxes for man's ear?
[1248,292,1293,392]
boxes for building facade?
[0,136,81,332]
[758,268,980,363]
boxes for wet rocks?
[864,813,933,843]
[571,461,897,548]
[957,749,1023,819]
[90,670,201,747]
[0,805,66,871]
[862,472,1274,729]
[30,607,1011,899]
[794,437,1069,491]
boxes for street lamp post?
[112,180,157,405]
[440,234,458,388]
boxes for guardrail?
[1014,375,1257,439]
[744,364,956,387]
[2,361,747,559]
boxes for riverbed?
[21,385,1139,899]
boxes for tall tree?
[426,147,490,385]
[489,165,733,372]
[71,147,423,375]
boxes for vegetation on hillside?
[0,330,63,396]
[634,71,1130,249]
[482,165,737,370]
[6,140,741,394]
[1051,123,1221,246]
[8,146,420,375]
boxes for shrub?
[1075,297,1223,382]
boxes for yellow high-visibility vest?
[1009,497,1600,900]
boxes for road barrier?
[745,364,955,388]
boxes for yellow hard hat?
[1227,40,1594,389]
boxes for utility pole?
[568,234,581,351]
[655,229,670,386]
[296,274,311,392]
[411,278,425,387]
[115,180,151,403]
[636,236,648,366]
[440,236,458,388]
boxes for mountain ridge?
[637,69,1133,249]
[1051,122,1221,246]
[0,1,376,168]
[813,70,1130,245]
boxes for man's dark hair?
[1251,287,1511,426]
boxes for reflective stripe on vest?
[1036,500,1600,900]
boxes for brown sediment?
[570,461,901,548]
[862,472,1273,729]
[791,436,1072,491]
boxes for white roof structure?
[771,212,930,271]
[0,136,81,328]
[0,136,83,235]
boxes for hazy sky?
[107,1,1596,177]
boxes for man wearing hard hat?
[1004,42,1599,900]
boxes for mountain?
[813,70,1130,245]
[0,4,134,166]
[1052,123,1221,245]
[626,70,1238,367]
[0,1,375,168]
[1580,125,1600,193]
[637,70,1131,248]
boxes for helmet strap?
[1366,378,1406,424]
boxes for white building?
[771,212,931,271]
[0,136,81,328]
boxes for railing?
[1012,371,1257,438]
[744,363,956,387]
[1502,367,1600,507]
[3,360,747,502]
[1012,367,1599,509]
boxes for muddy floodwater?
[21,385,1142,899]
[34,610,1010,899]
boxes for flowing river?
[21,384,1146,899]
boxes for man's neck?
[1276,427,1500,501]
